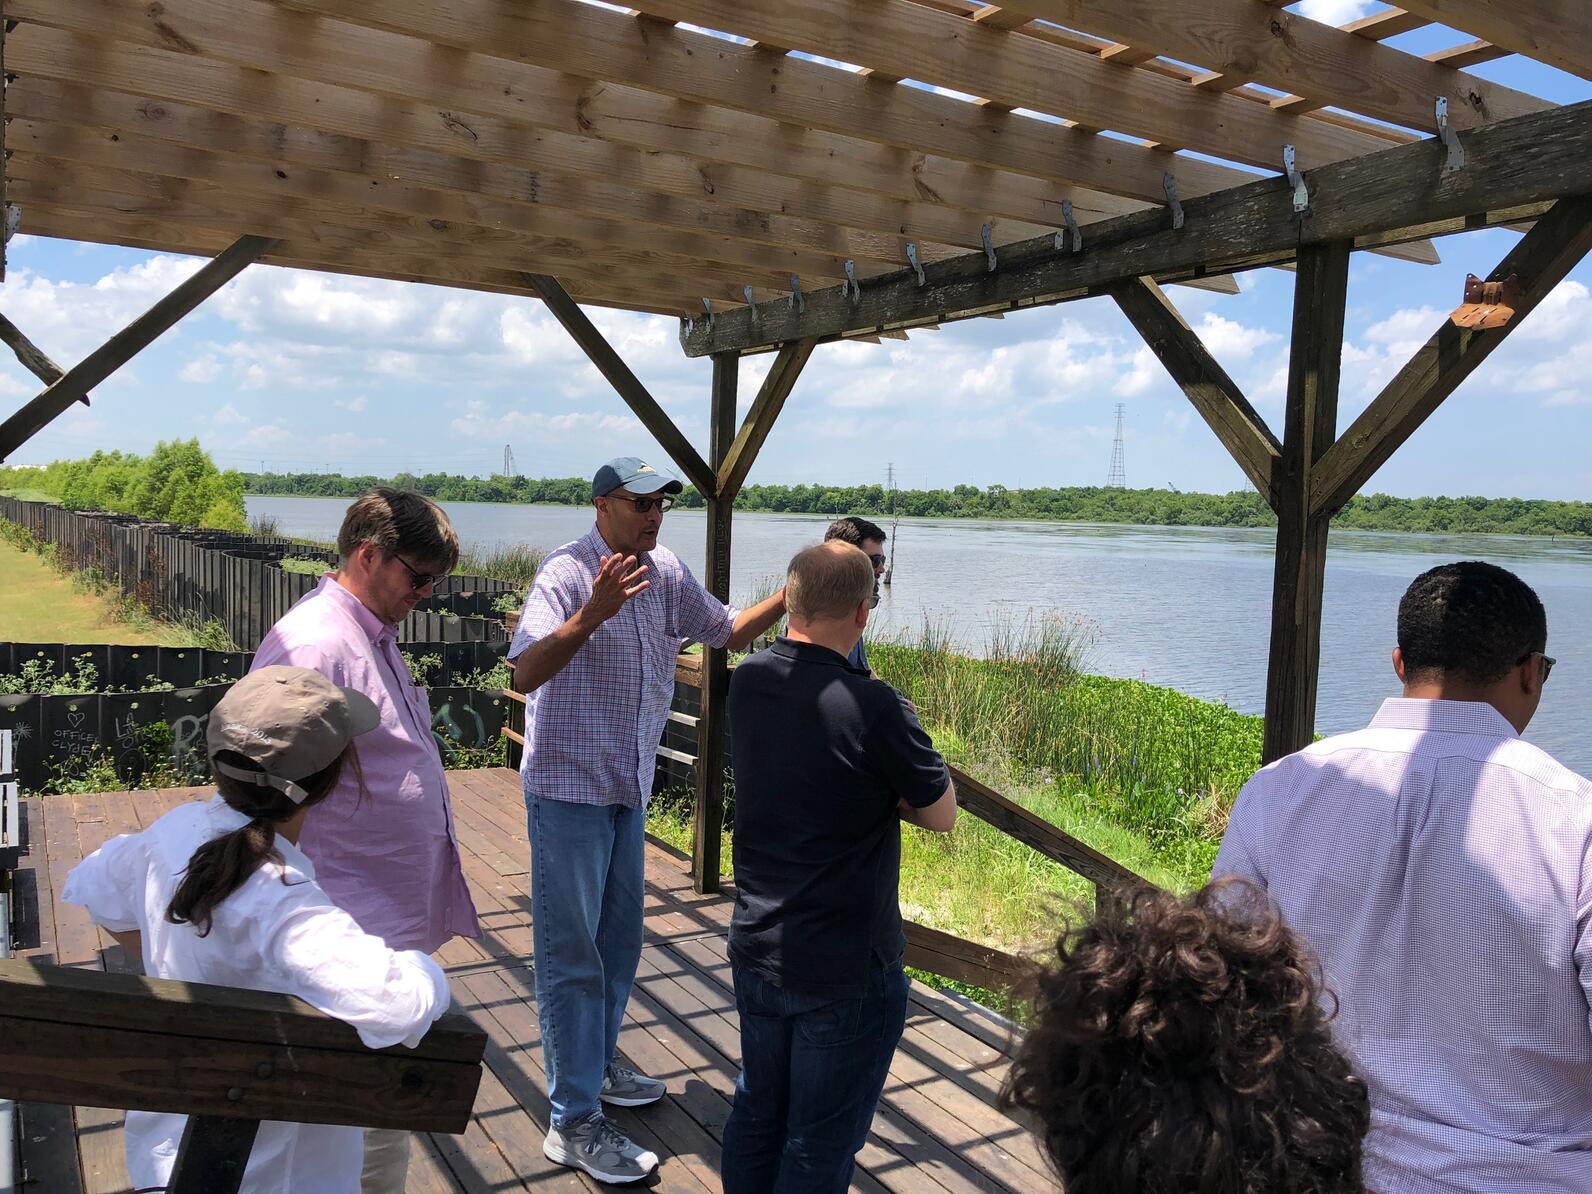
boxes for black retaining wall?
[0,498,517,649]
[0,640,508,792]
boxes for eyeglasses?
[867,553,887,569]
[392,553,449,592]
[606,492,674,514]
[1517,650,1557,683]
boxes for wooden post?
[693,351,737,894]
[168,1115,261,1194]
[1262,241,1351,763]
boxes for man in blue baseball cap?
[508,456,787,1183]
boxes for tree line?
[239,470,1592,538]
[0,441,248,531]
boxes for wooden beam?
[0,957,485,1132]
[7,79,993,268]
[1111,278,1280,507]
[716,340,817,503]
[249,0,1258,204]
[16,205,719,317]
[15,0,1254,214]
[1343,9,1430,40]
[1396,0,1592,81]
[902,920,1031,993]
[4,24,1128,257]
[1311,196,1592,518]
[523,274,716,496]
[10,125,874,287]
[682,97,1592,355]
[693,352,737,895]
[6,164,794,303]
[1262,241,1349,764]
[0,312,64,386]
[1,6,7,285]
[991,0,1544,132]
[0,234,274,463]
[620,0,1388,169]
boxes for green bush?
[0,439,248,530]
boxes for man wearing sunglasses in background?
[509,457,787,1183]
[823,516,888,674]
[252,486,479,1193]
[1215,561,1592,1194]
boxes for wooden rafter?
[1110,278,1280,506]
[717,340,818,503]
[0,235,276,462]
[1396,0,1592,82]
[0,313,64,388]
[990,0,1544,133]
[619,0,1390,169]
[2,23,1128,254]
[523,274,716,497]
[683,98,1592,355]
[1310,196,1592,518]
[246,0,1257,203]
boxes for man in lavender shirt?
[1215,561,1592,1193]
[252,487,478,1193]
[509,457,787,1184]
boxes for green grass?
[0,487,59,503]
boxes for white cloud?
[1196,312,1280,360]
[212,403,248,427]
[241,422,294,447]
[180,354,223,384]
[1293,0,1374,23]
[334,394,369,414]
[447,400,644,441]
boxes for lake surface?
[250,495,1592,773]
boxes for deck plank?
[7,770,1056,1192]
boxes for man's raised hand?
[584,553,652,624]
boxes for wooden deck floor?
[7,768,1055,1193]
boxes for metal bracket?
[1162,172,1184,230]
[981,224,997,272]
[681,315,694,342]
[3,205,19,244]
[742,284,758,320]
[1450,272,1521,329]
[701,298,714,330]
[789,274,805,313]
[1283,145,1308,214]
[843,259,861,303]
[1436,97,1465,172]
[905,242,926,286]
[1054,199,1082,253]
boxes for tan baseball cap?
[208,666,380,804]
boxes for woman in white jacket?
[63,665,453,1194]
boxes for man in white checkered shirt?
[508,457,787,1184]
[1215,561,1592,1194]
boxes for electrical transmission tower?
[502,444,517,477]
[1106,403,1127,488]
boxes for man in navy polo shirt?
[722,540,956,1194]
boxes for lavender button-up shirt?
[509,526,738,808]
[252,575,478,953]
[1215,698,1592,1194]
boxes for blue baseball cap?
[591,457,684,500]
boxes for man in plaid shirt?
[509,457,787,1184]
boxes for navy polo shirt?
[727,636,950,997]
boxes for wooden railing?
[0,958,485,1194]
[499,656,1151,995]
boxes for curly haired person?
[1001,880,1370,1194]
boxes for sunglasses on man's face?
[868,553,887,570]
[607,492,674,514]
[393,553,449,592]
[1517,650,1557,683]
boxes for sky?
[3,2,1591,500]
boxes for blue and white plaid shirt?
[509,526,738,808]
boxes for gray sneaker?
[601,1061,666,1107]
[543,1113,659,1183]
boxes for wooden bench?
[0,957,485,1194]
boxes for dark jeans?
[721,957,910,1194]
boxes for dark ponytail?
[167,746,349,937]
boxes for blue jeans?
[527,794,646,1127]
[721,957,910,1194]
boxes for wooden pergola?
[0,1,1589,894]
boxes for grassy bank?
[648,620,1262,961]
